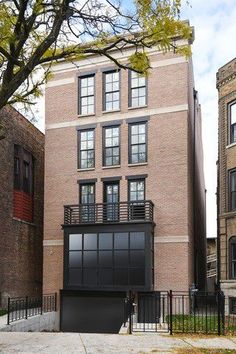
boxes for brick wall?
[0,106,44,308]
[43,47,206,296]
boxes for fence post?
[40,295,43,315]
[217,291,222,336]
[54,292,57,312]
[128,291,132,334]
[7,297,10,325]
[25,296,28,320]
[169,290,173,335]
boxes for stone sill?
[78,113,95,118]
[102,165,121,170]
[128,162,148,167]
[102,109,120,114]
[128,105,147,110]
[77,168,95,172]
[226,142,236,149]
[12,217,36,227]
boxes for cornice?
[217,58,236,89]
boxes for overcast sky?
[35,0,236,238]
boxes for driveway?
[0,332,236,353]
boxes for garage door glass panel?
[69,234,82,250]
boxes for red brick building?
[43,30,206,332]
[0,106,44,308]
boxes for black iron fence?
[125,290,232,335]
[7,293,57,325]
[64,201,154,225]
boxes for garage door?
[61,290,127,333]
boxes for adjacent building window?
[13,145,34,222]
[230,237,236,279]
[129,122,147,164]
[79,183,95,222]
[129,70,147,107]
[78,75,95,115]
[229,101,236,144]
[78,129,95,169]
[103,182,119,221]
[229,169,236,211]
[103,70,120,111]
[229,298,236,314]
[103,126,120,166]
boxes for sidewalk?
[0,332,236,353]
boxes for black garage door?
[60,290,127,333]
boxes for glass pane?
[84,233,97,249]
[231,172,236,191]
[106,128,112,138]
[69,268,82,285]
[231,103,236,124]
[106,102,113,111]
[130,232,145,249]
[114,269,128,285]
[131,125,138,135]
[69,234,82,250]
[114,251,129,268]
[132,98,139,107]
[81,78,88,87]
[139,124,146,134]
[81,87,88,96]
[99,251,113,267]
[113,100,119,110]
[114,232,129,249]
[113,72,119,81]
[81,106,88,115]
[83,251,97,267]
[130,269,145,286]
[130,250,145,267]
[106,73,113,83]
[88,131,94,140]
[83,268,97,285]
[87,105,94,114]
[87,76,94,86]
[139,96,146,106]
[80,131,87,141]
[99,233,113,249]
[69,251,82,267]
[99,269,113,285]
[232,244,236,260]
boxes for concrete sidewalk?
[0,332,236,353]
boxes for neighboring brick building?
[217,58,236,314]
[0,106,44,308]
[43,29,206,332]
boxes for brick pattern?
[217,60,236,284]
[0,106,44,308]
[43,50,206,296]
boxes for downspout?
[193,88,197,287]
[216,161,220,290]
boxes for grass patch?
[0,309,7,316]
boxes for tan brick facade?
[217,59,236,299]
[43,45,206,301]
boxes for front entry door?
[104,182,119,221]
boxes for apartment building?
[44,30,206,332]
[217,59,236,314]
[0,106,44,308]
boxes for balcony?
[64,201,154,225]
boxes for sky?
[34,0,236,238]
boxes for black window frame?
[79,183,96,223]
[229,237,236,279]
[128,70,147,108]
[103,70,120,111]
[14,145,34,195]
[229,100,236,144]
[229,169,236,211]
[128,179,146,202]
[103,125,120,167]
[229,297,236,314]
[128,122,147,164]
[78,74,95,116]
[78,129,95,169]
[103,181,120,222]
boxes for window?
[129,123,147,164]
[78,130,95,169]
[103,126,120,166]
[78,75,95,115]
[79,183,95,222]
[129,70,147,107]
[128,179,145,220]
[229,298,236,314]
[13,145,34,222]
[103,182,119,221]
[103,70,120,111]
[229,169,236,211]
[229,101,236,144]
[230,237,236,279]
[67,231,147,288]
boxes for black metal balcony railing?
[64,201,154,225]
